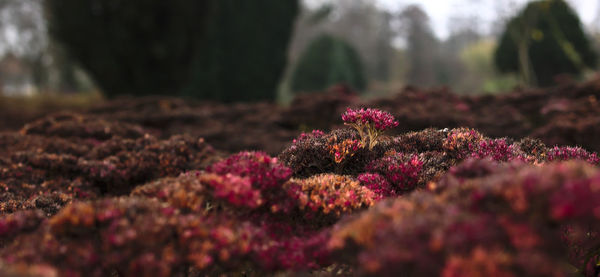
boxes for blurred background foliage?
[0,0,599,102]
[180,0,299,102]
[46,0,298,101]
[290,34,366,94]
[46,0,210,98]
[495,0,597,87]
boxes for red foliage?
[365,151,423,192]
[287,174,375,218]
[357,173,395,199]
[2,97,600,276]
[207,151,291,190]
[547,146,600,165]
[0,197,332,276]
[330,160,600,276]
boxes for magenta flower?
[547,146,600,165]
[341,108,398,149]
[365,152,423,192]
[357,173,395,199]
[292,130,325,145]
[206,151,292,190]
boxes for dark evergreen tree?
[290,34,366,93]
[45,0,209,97]
[494,0,597,87]
[46,0,299,101]
[184,0,299,102]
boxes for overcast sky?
[308,0,600,39]
[381,0,598,38]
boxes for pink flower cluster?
[203,174,263,208]
[205,152,297,214]
[292,130,325,145]
[365,152,423,192]
[132,174,211,213]
[470,138,520,162]
[341,108,399,150]
[547,146,600,165]
[357,173,395,199]
[341,108,399,131]
[287,174,375,218]
[132,172,266,211]
[442,128,484,157]
[134,152,297,213]
[443,129,532,162]
[207,151,292,189]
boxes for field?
[1,79,600,276]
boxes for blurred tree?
[290,34,366,93]
[0,0,88,94]
[326,0,394,82]
[399,5,439,87]
[46,0,298,101]
[289,0,394,83]
[184,0,299,102]
[494,0,597,87]
[46,0,209,97]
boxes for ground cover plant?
[1,82,600,276]
[5,77,600,155]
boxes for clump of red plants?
[328,160,600,276]
[1,107,600,276]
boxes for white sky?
[309,0,600,39]
[379,0,598,38]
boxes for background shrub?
[46,0,299,101]
[494,0,597,86]
[291,34,367,93]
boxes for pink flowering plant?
[365,152,423,192]
[292,130,325,145]
[547,146,600,165]
[341,108,399,150]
